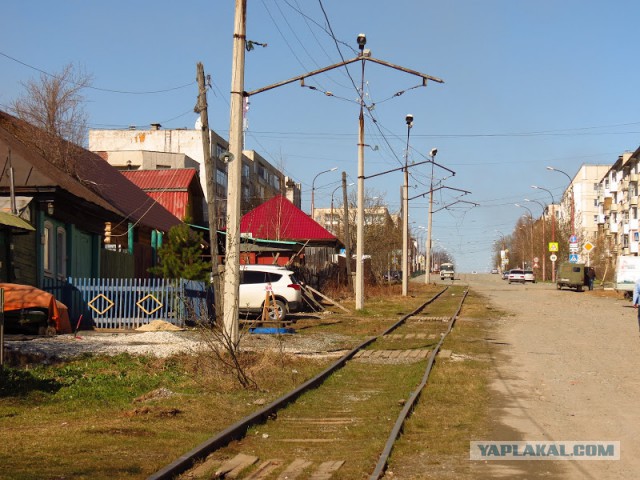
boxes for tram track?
[148,286,469,480]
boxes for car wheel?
[265,299,287,322]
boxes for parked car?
[239,265,302,321]
[524,270,536,283]
[491,268,499,274]
[383,270,401,283]
[508,269,526,284]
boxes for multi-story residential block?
[89,124,301,226]
[558,164,610,242]
[597,148,640,256]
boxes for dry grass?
[0,283,493,480]
[385,289,499,479]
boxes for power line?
[0,50,195,94]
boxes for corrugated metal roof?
[240,195,338,246]
[146,191,190,221]
[121,169,197,190]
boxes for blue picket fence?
[42,277,211,330]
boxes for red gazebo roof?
[240,195,338,246]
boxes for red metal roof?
[121,169,197,191]
[240,195,338,245]
[122,169,199,221]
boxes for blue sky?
[2,1,640,272]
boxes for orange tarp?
[0,283,72,334]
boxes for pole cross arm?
[365,157,454,181]
[409,185,471,201]
[434,199,479,213]
[246,55,444,97]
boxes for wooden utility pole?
[342,171,352,288]
[195,62,222,322]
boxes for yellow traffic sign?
[549,242,559,252]
[584,241,594,252]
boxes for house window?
[216,168,227,186]
[593,199,598,207]
[593,215,598,223]
[242,185,250,201]
[271,175,280,190]
[242,163,250,179]
[593,183,598,191]
[43,221,53,274]
[632,207,638,220]
[216,144,225,160]
[257,164,268,182]
[56,227,67,279]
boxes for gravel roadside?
[461,273,639,479]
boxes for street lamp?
[311,167,337,221]
[525,198,547,281]
[547,166,574,236]
[331,181,353,235]
[402,113,413,296]
[531,185,557,282]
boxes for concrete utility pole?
[402,114,413,296]
[223,0,247,345]
[342,171,353,288]
[195,62,222,321]
[425,152,436,284]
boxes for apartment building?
[558,164,611,242]
[89,123,301,226]
[597,148,640,256]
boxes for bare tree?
[11,63,93,147]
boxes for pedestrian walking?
[633,277,640,334]
[587,267,596,290]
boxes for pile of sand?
[135,320,184,332]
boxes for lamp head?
[357,33,367,50]
[429,148,438,157]
[405,114,414,127]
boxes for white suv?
[239,265,302,321]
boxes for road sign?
[570,235,578,243]
[584,241,594,252]
[550,254,557,262]
[533,257,539,263]
[569,253,579,263]
[533,263,539,268]
[549,242,559,252]
[569,246,579,253]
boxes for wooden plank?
[304,285,350,313]
[276,458,312,479]
[309,460,345,479]
[214,453,259,478]
[244,459,283,479]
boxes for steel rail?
[370,289,469,479]
[147,287,449,480]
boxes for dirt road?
[460,273,638,479]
